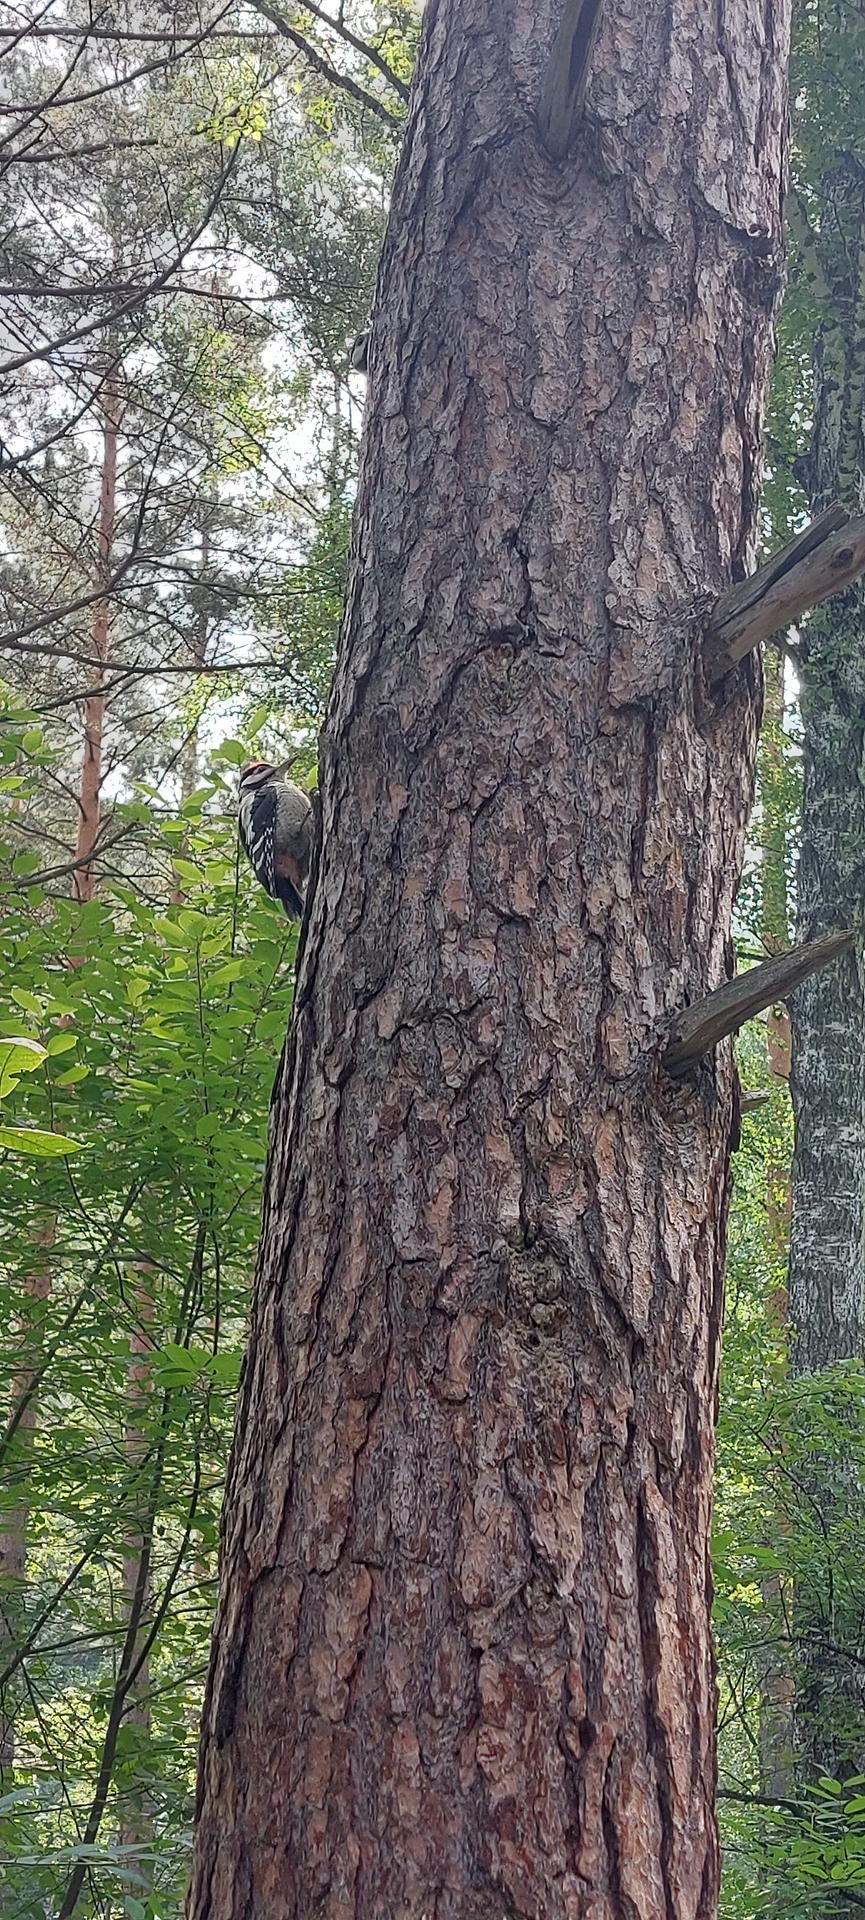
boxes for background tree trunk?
[73,364,121,904]
[189,2,790,1913]
[756,650,795,1803]
[0,1231,53,1781]
[787,146,865,1784]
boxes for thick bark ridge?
[189,2,789,1915]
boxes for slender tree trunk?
[0,1231,53,1781]
[118,1274,155,1865]
[787,157,865,1783]
[175,525,211,823]
[189,4,790,1914]
[756,651,795,1802]
[74,365,122,902]
[789,589,865,1372]
[788,593,865,1783]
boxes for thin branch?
[4,824,137,889]
[0,4,237,119]
[0,20,264,40]
[663,929,854,1076]
[705,504,865,676]
[2,136,160,168]
[249,0,402,126]
[293,0,409,100]
[717,1786,806,1818]
[0,147,239,375]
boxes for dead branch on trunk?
[705,503,865,678]
[663,929,854,1076]
[739,1088,774,1111]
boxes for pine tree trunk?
[188,4,790,1914]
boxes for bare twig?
[0,148,239,376]
[4,825,137,890]
[249,0,402,126]
[293,0,409,100]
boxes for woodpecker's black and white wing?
[239,778,278,901]
[271,782,311,919]
[238,766,310,921]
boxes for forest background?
[0,1,861,1915]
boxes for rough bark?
[188,2,790,1914]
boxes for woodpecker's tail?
[277,877,305,920]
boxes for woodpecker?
[349,329,370,373]
[238,761,313,920]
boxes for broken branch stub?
[705,505,865,679]
[538,0,605,161]
[663,929,854,1077]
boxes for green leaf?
[152,1342,202,1387]
[0,1125,82,1156]
[207,959,245,988]
[45,1031,78,1057]
[154,916,199,948]
[21,727,42,752]
[0,1036,46,1097]
[10,989,43,1016]
[181,786,214,814]
[208,1350,243,1387]
[217,738,247,765]
[54,1064,89,1086]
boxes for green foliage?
[0,715,303,1915]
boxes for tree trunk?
[788,590,865,1784]
[756,649,795,1803]
[118,1273,155,1865]
[0,1233,53,1781]
[789,586,865,1375]
[787,152,865,1782]
[73,365,121,903]
[188,4,790,1914]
